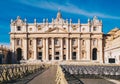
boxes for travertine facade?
[104,28,120,64]
[10,10,104,63]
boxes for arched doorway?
[16,48,22,62]
[92,48,97,60]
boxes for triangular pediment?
[45,28,67,33]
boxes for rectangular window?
[72,52,76,60]
[93,27,97,31]
[109,58,115,63]
[63,55,66,60]
[55,52,59,55]
[55,57,59,60]
[49,55,52,60]
[17,26,21,31]
[38,52,42,60]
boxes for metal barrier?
[0,64,49,83]
[61,65,120,79]
[55,65,68,84]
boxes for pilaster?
[77,38,80,60]
[60,38,63,60]
[46,38,49,61]
[42,38,46,61]
[66,38,69,60]
[70,38,72,60]
[86,38,90,60]
[23,37,27,60]
[99,38,103,63]
[33,38,37,60]
[52,38,54,60]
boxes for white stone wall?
[104,29,120,64]
[10,11,104,63]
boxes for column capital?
[33,37,37,39]
[11,38,15,40]
[42,37,46,39]
[99,38,103,40]
[45,37,49,39]
[59,37,63,39]
[67,37,70,39]
[64,37,69,39]
[80,38,83,40]
[82,37,91,40]
[77,37,81,39]
[51,37,55,39]
[70,37,73,39]
[29,37,36,40]
[23,37,28,40]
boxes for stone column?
[46,38,48,61]
[52,38,54,60]
[77,38,80,60]
[99,38,103,63]
[86,38,90,60]
[23,38,27,60]
[33,38,37,60]
[42,38,46,61]
[60,38,63,61]
[70,38,72,60]
[66,38,69,60]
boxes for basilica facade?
[10,10,103,63]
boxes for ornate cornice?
[10,32,103,34]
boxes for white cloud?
[14,0,120,19]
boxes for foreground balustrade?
[0,64,50,83]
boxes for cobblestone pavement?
[27,66,57,84]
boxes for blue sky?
[0,0,120,45]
